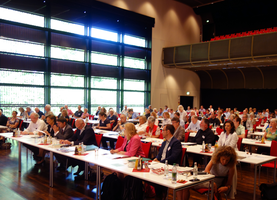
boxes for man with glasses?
[171,117,185,142]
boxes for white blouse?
[162,118,172,126]
[218,131,238,150]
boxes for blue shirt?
[131,112,139,119]
[37,111,44,118]
[157,111,163,117]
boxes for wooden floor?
[0,139,275,200]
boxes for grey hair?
[120,114,126,119]
[270,118,277,124]
[31,112,39,119]
[45,104,51,109]
[148,116,155,123]
[193,115,198,119]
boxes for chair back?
[115,135,124,149]
[185,124,189,129]
[89,115,94,120]
[118,114,121,118]
[270,140,277,157]
[216,127,223,135]
[253,124,257,131]
[237,137,242,151]
[141,142,152,158]
[95,134,103,147]
[245,130,248,138]
[185,132,190,142]
[180,148,186,166]
[69,118,75,128]
[159,129,164,139]
[18,119,23,131]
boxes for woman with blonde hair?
[182,146,237,200]
[110,123,145,157]
[150,112,159,126]
[177,105,187,122]
[162,112,172,126]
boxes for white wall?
[97,0,202,110]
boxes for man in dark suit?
[55,119,97,177]
[54,117,74,139]
[192,118,215,145]
[153,124,182,200]
[154,124,182,164]
[0,109,8,126]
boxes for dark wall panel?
[225,68,244,89]
[209,70,227,89]
[261,66,277,89]
[201,88,277,112]
[241,68,263,89]
[196,71,211,89]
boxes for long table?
[242,138,271,148]
[0,132,214,200]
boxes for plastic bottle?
[172,163,177,184]
[214,141,218,151]
[164,160,169,178]
[193,162,198,179]
[137,155,142,171]
[202,138,205,152]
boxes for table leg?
[49,152,53,187]
[96,165,99,200]
[211,179,214,200]
[85,162,88,180]
[98,166,101,200]
[253,165,257,200]
[18,141,21,172]
[173,189,176,200]
[273,159,276,183]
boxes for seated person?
[191,118,215,145]
[25,107,34,119]
[56,119,97,175]
[162,112,172,126]
[135,116,148,135]
[74,105,83,118]
[171,117,185,142]
[168,108,175,119]
[53,117,74,139]
[153,124,182,200]
[35,107,44,119]
[21,113,47,161]
[121,105,128,116]
[157,108,163,118]
[113,114,128,132]
[107,109,117,127]
[145,116,160,138]
[96,112,112,149]
[218,121,238,149]
[6,111,19,132]
[110,123,145,157]
[187,110,195,123]
[209,112,220,126]
[257,119,277,155]
[233,116,245,138]
[127,108,139,119]
[61,109,69,122]
[150,112,159,126]
[185,115,200,133]
[241,114,249,130]
[80,108,89,119]
[174,112,185,127]
[44,114,58,137]
[247,113,256,130]
[217,110,226,123]
[144,109,151,119]
[95,106,101,116]
[18,107,27,119]
[44,104,54,119]
[57,107,64,119]
[182,146,237,200]
[64,105,73,116]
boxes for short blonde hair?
[125,123,137,140]
[178,105,184,111]
[139,115,147,123]
[151,112,157,119]
[163,112,170,118]
[62,109,68,116]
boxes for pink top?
[81,113,89,118]
[117,134,145,157]
[67,109,73,116]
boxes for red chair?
[89,115,94,120]
[18,119,23,131]
[110,122,114,130]
[180,148,186,166]
[95,134,103,147]
[185,132,190,142]
[118,114,121,118]
[245,130,248,138]
[70,118,75,128]
[159,132,164,139]
[253,124,257,131]
[185,124,189,129]
[262,141,277,181]
[141,142,152,158]
[216,127,223,135]
[115,136,124,149]
[237,137,242,151]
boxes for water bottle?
[193,162,198,179]
[164,160,169,179]
[172,163,177,184]
[202,136,205,152]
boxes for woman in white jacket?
[218,120,238,150]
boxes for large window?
[0,37,44,57]
[91,28,118,42]
[51,46,84,62]
[0,5,152,116]
[0,7,44,27]
[51,19,84,35]
[51,73,84,87]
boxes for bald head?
[75,118,85,130]
[30,113,39,123]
